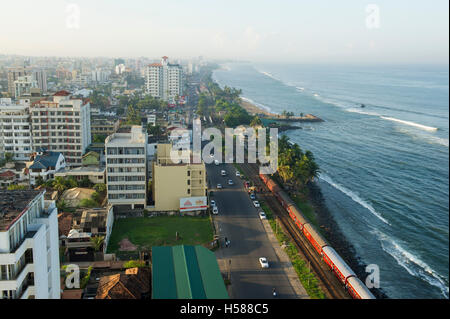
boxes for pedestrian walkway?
[261,219,310,299]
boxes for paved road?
[207,162,298,299]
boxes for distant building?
[54,165,105,185]
[7,68,47,97]
[28,149,66,186]
[91,116,120,137]
[105,126,148,209]
[0,190,60,299]
[145,56,183,102]
[14,75,38,97]
[30,90,91,166]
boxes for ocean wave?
[394,127,449,148]
[255,69,283,83]
[380,116,438,132]
[241,96,273,113]
[372,229,449,298]
[318,173,390,225]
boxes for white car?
[236,171,240,177]
[210,200,216,207]
[214,160,219,166]
[259,257,269,268]
[259,212,267,220]
[212,207,219,215]
[221,170,226,176]
[217,184,223,189]
[228,179,234,185]
[253,200,260,207]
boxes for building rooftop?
[29,151,62,170]
[152,245,228,299]
[96,267,150,299]
[0,190,43,231]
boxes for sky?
[0,0,448,64]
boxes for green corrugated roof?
[152,245,229,299]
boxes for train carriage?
[322,246,356,284]
[287,204,308,231]
[303,223,329,255]
[346,276,376,299]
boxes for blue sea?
[212,63,449,299]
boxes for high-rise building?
[145,56,183,102]
[0,98,33,161]
[14,75,38,97]
[7,68,47,97]
[30,90,91,166]
[0,190,60,299]
[105,126,148,209]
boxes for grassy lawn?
[107,216,214,253]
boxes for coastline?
[239,98,324,122]
[236,91,386,298]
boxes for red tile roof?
[53,90,71,96]
[149,63,162,67]
[95,267,150,299]
[58,212,73,237]
[0,170,15,178]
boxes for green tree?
[4,152,13,163]
[93,134,106,143]
[93,183,106,194]
[90,236,105,252]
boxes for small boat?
[361,104,366,108]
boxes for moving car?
[228,179,234,185]
[253,200,260,207]
[259,212,267,220]
[221,170,226,176]
[217,184,222,189]
[210,200,216,207]
[212,207,219,215]
[250,193,256,200]
[259,257,269,268]
[236,171,240,177]
[214,160,219,166]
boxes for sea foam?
[372,229,449,299]
[318,173,390,225]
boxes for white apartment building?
[0,190,60,299]
[145,56,183,102]
[105,126,148,209]
[14,75,38,98]
[0,98,33,161]
[30,90,91,166]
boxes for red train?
[259,173,376,299]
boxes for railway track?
[239,162,351,299]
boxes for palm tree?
[90,236,105,252]
[53,177,67,193]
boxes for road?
[207,162,298,299]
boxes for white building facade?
[30,91,91,166]
[145,56,183,102]
[105,126,148,209]
[0,190,60,299]
[0,98,33,161]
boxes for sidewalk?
[261,218,310,299]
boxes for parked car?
[210,200,216,207]
[212,207,219,215]
[259,257,269,268]
[253,200,260,207]
[259,212,267,220]
[214,160,219,166]
[236,171,240,177]
[217,184,223,189]
[250,193,256,200]
[228,179,234,185]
